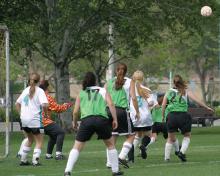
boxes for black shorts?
[152,122,168,139]
[22,127,44,135]
[133,126,152,132]
[76,116,112,142]
[167,112,192,134]
[107,107,134,135]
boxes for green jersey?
[107,77,131,109]
[152,106,163,123]
[152,106,169,122]
[79,86,108,119]
[165,88,188,113]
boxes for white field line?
[14,160,220,176]
[62,145,220,155]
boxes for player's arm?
[72,96,80,130]
[161,96,168,122]
[48,94,72,113]
[187,91,213,112]
[130,80,140,120]
[106,92,118,130]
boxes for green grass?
[0,127,220,176]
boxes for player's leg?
[165,132,175,161]
[20,129,33,165]
[32,131,44,165]
[64,141,86,176]
[104,137,123,176]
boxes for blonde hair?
[132,70,150,99]
[29,73,40,99]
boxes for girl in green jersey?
[162,75,213,162]
[64,72,123,176]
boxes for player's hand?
[65,102,73,108]
[72,121,78,131]
[207,107,214,112]
[112,119,118,130]
[135,112,140,121]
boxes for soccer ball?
[201,6,212,16]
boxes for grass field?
[0,127,220,176]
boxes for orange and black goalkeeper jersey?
[42,92,72,126]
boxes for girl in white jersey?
[16,73,48,166]
[129,70,157,161]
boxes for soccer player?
[129,70,156,161]
[105,63,139,168]
[162,74,213,162]
[39,80,73,160]
[64,72,123,176]
[16,73,48,166]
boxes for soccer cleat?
[55,154,65,160]
[20,161,31,166]
[175,151,179,156]
[139,145,147,159]
[119,158,129,168]
[16,153,21,159]
[45,155,53,159]
[64,172,71,176]
[164,158,170,162]
[32,162,42,166]
[112,171,124,176]
[177,152,187,162]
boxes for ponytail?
[132,70,150,99]
[115,63,127,90]
[29,73,40,99]
[173,74,187,95]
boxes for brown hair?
[39,80,49,91]
[115,63,127,90]
[29,73,40,99]
[173,74,187,95]
[132,70,150,99]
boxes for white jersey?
[130,85,156,127]
[16,86,48,128]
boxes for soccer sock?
[164,142,173,160]
[108,149,119,173]
[21,145,31,162]
[133,136,141,150]
[106,148,111,167]
[180,137,190,154]
[119,142,132,160]
[142,135,151,147]
[65,148,79,173]
[32,148,41,164]
[149,137,156,146]
[173,139,180,152]
[18,138,28,155]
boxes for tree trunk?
[55,62,72,132]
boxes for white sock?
[133,136,141,150]
[149,137,156,145]
[106,148,111,167]
[165,142,173,160]
[173,139,180,152]
[108,149,119,173]
[119,142,132,160]
[180,137,190,154]
[21,145,31,162]
[65,149,79,173]
[18,138,28,155]
[32,148,41,164]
